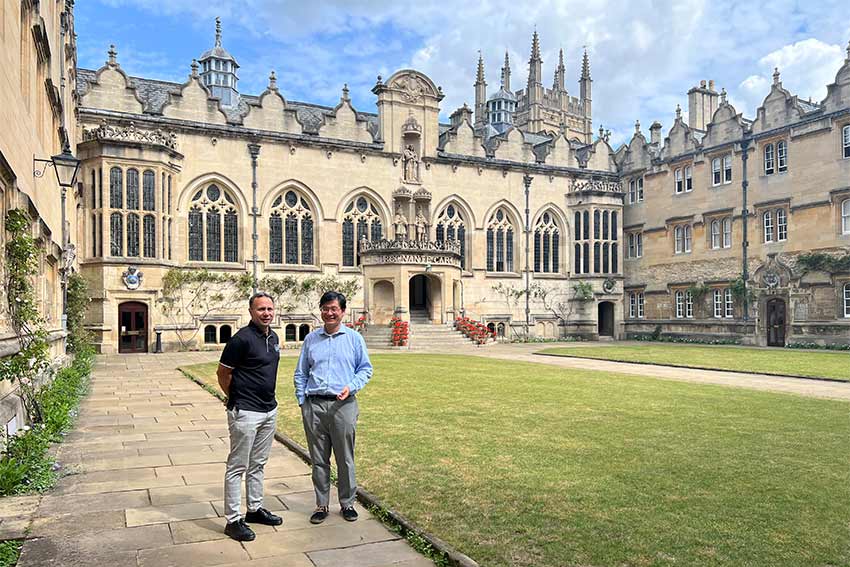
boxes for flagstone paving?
[11,341,848,566]
[16,351,433,567]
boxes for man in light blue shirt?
[294,290,373,525]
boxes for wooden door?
[118,301,148,353]
[766,298,786,347]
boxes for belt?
[308,394,340,401]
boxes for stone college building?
[2,8,850,364]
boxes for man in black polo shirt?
[217,291,283,541]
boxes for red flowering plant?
[455,316,494,345]
[389,315,401,328]
[391,320,409,347]
[352,315,367,333]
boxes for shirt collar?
[319,323,350,337]
[249,320,272,337]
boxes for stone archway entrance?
[597,301,615,337]
[409,274,430,317]
[118,301,148,353]
[766,298,787,347]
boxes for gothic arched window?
[342,195,383,267]
[187,184,240,263]
[486,207,515,272]
[436,203,467,269]
[269,189,315,266]
[534,210,560,273]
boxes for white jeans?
[224,407,277,523]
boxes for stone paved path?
[17,352,433,567]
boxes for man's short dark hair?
[319,290,346,311]
[249,291,274,308]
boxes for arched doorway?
[766,298,786,347]
[409,274,430,317]
[118,301,148,353]
[597,301,615,337]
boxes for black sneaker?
[310,506,329,524]
[224,519,256,541]
[341,506,358,522]
[245,507,283,526]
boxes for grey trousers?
[301,396,359,508]
[224,407,277,523]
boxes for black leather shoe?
[245,507,283,526]
[310,507,329,524]
[341,506,358,522]
[224,519,256,541]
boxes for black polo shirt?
[219,321,280,412]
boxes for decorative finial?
[558,47,565,68]
[476,50,485,83]
[773,67,780,85]
[342,83,350,101]
[107,44,117,66]
[599,125,604,138]
[215,17,222,47]
[581,48,591,80]
[846,39,850,61]
[191,59,199,78]
[376,74,382,84]
[676,104,682,119]
[635,119,640,133]
[531,30,541,60]
[720,87,727,103]
[268,70,277,90]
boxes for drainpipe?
[523,173,533,338]
[248,142,261,294]
[741,135,750,323]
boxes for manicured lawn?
[537,345,850,381]
[183,355,850,567]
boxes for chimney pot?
[700,80,707,88]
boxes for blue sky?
[75,1,850,146]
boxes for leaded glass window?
[534,210,560,273]
[143,214,155,258]
[143,170,155,211]
[574,243,581,274]
[486,207,515,273]
[342,195,383,267]
[342,219,355,267]
[777,140,787,172]
[110,213,123,256]
[269,190,315,265]
[126,169,139,210]
[109,167,122,208]
[127,213,140,257]
[436,203,468,269]
[582,242,589,274]
[188,184,239,262]
[206,208,221,262]
[285,213,298,264]
[776,208,787,241]
[593,242,600,273]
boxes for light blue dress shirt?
[293,324,373,406]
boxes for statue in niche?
[414,207,427,241]
[394,207,408,240]
[403,144,420,182]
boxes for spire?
[554,48,565,91]
[581,48,591,80]
[531,30,541,61]
[528,30,542,87]
[773,67,780,86]
[476,51,485,84]
[474,51,488,128]
[215,17,222,47]
[501,50,511,91]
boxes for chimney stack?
[687,79,719,131]
[650,121,662,145]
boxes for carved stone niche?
[401,113,422,184]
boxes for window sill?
[265,265,322,273]
[485,272,522,278]
[184,261,245,271]
[533,272,567,279]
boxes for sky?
[74,1,850,147]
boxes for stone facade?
[0,0,78,431]
[620,53,850,346]
[72,24,625,354]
